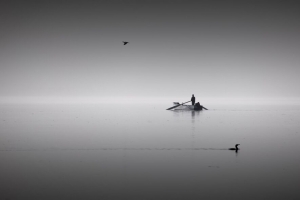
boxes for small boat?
[167,101,208,111]
[172,102,203,111]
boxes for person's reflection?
[191,110,201,118]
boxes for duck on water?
[229,144,240,151]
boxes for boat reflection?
[172,109,202,120]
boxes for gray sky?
[1,0,300,101]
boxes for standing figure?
[191,94,195,105]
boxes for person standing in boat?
[191,94,195,105]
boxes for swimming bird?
[229,144,240,151]
[123,41,129,45]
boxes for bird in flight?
[123,41,129,45]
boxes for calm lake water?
[0,103,299,199]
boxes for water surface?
[0,103,299,199]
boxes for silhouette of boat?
[172,102,203,111]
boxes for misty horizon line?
[0,96,299,105]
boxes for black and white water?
[0,102,299,199]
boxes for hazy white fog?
[1,0,300,101]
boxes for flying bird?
[123,41,129,45]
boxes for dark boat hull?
[173,104,203,111]
[194,102,202,110]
